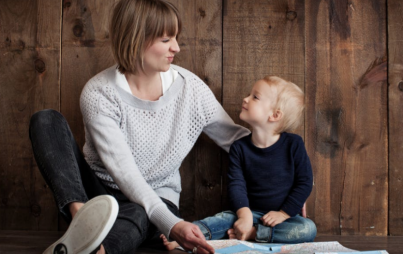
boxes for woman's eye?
[162,39,170,43]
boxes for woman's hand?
[169,221,215,254]
[260,210,290,227]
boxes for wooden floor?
[0,231,402,253]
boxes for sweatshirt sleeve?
[227,143,249,212]
[80,80,182,237]
[280,136,313,217]
[195,78,250,152]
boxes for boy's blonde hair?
[110,0,181,74]
[262,76,304,134]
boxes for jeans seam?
[61,119,86,200]
[195,221,212,240]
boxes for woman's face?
[142,34,180,73]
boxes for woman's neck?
[125,70,162,101]
[251,126,280,148]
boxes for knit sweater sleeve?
[80,78,182,238]
[195,78,250,152]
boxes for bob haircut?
[110,0,182,74]
[262,76,305,134]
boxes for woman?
[29,0,249,253]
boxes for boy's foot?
[227,227,257,241]
[160,234,180,251]
[44,195,119,254]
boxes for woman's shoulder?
[85,65,117,88]
[80,65,123,110]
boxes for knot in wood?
[5,37,11,47]
[206,182,214,190]
[286,11,297,21]
[398,81,403,92]
[64,1,71,8]
[198,8,206,18]
[31,204,41,217]
[34,59,46,73]
[73,22,84,37]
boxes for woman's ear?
[269,110,283,122]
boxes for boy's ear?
[269,110,283,122]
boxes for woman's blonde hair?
[110,0,181,74]
[262,76,304,134]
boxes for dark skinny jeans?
[29,109,179,254]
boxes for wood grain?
[305,0,387,235]
[387,0,403,236]
[169,0,223,221]
[0,0,61,230]
[222,0,305,210]
[61,0,117,149]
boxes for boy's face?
[240,80,277,126]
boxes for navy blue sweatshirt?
[228,132,313,217]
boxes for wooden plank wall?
[0,0,61,230]
[387,0,403,236]
[0,0,401,236]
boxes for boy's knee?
[298,218,317,242]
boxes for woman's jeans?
[29,109,178,254]
[193,210,317,243]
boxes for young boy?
[162,76,316,250]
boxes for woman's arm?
[203,105,250,152]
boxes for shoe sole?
[44,195,119,254]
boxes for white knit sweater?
[80,64,250,237]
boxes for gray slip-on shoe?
[44,195,118,254]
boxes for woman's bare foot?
[227,227,257,241]
[97,245,105,254]
[69,202,84,218]
[160,234,180,251]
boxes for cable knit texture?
[80,64,250,237]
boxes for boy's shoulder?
[282,132,303,142]
[229,134,252,153]
[233,133,251,145]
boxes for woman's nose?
[171,38,180,53]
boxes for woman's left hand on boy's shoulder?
[260,210,290,227]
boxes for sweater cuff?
[149,204,183,238]
[281,205,299,217]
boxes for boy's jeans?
[193,210,317,243]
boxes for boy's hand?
[231,217,254,240]
[260,210,290,227]
[302,203,307,218]
[228,207,254,240]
